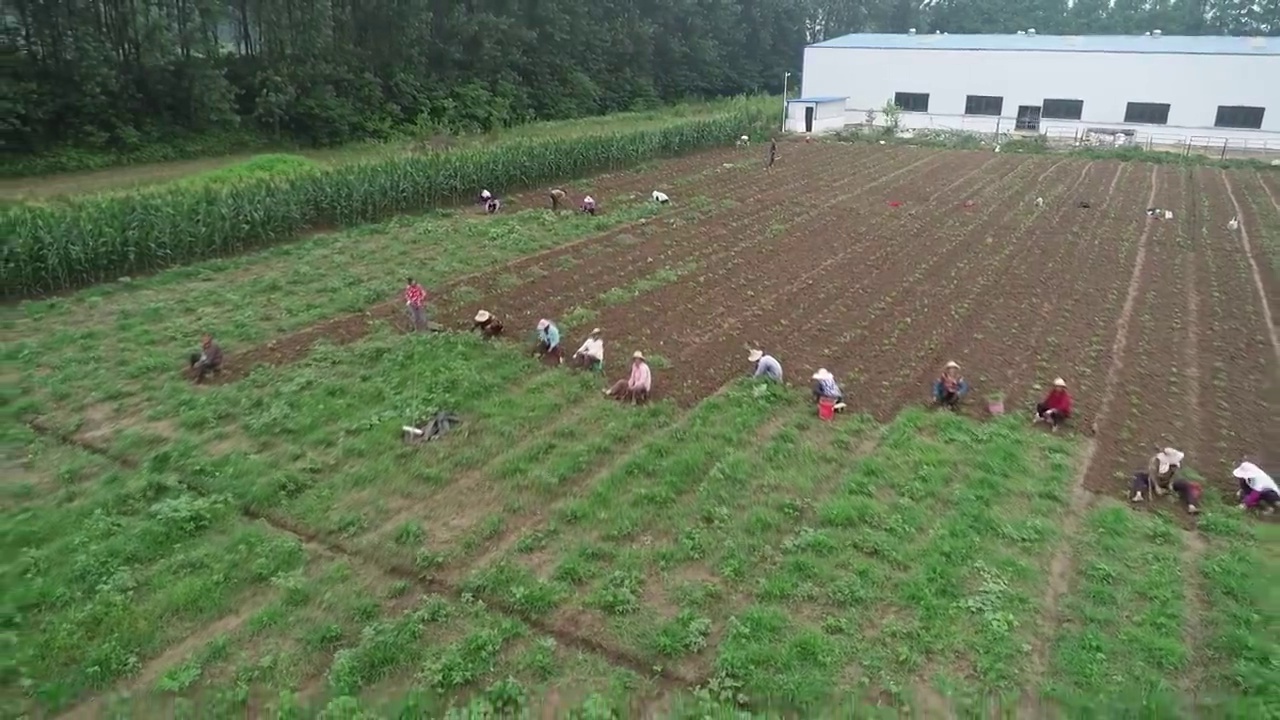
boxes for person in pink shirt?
[605,350,651,404]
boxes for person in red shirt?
[1033,377,1073,430]
[404,277,428,332]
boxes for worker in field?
[479,189,492,204]
[1234,461,1279,513]
[571,328,604,371]
[581,195,597,216]
[533,318,563,364]
[1130,447,1184,502]
[932,361,969,409]
[1032,377,1073,431]
[188,334,224,383]
[605,350,652,404]
[485,195,501,214]
[811,369,846,411]
[404,277,429,332]
[652,190,670,205]
[472,310,504,339]
[550,188,566,211]
[767,138,778,169]
[748,349,783,382]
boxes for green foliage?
[2,105,768,297]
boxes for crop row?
[2,106,774,297]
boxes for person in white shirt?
[652,190,670,204]
[581,195,597,216]
[571,328,604,372]
[1234,461,1279,513]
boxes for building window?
[1124,102,1171,125]
[894,92,929,113]
[1042,99,1084,120]
[1215,105,1265,130]
[965,95,1004,117]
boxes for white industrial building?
[792,32,1280,147]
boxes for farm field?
[4,141,1279,717]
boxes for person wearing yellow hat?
[811,369,846,411]
[604,351,651,404]
[571,328,604,371]
[932,361,969,409]
[471,310,504,339]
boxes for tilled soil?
[219,143,1278,502]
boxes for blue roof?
[787,96,847,104]
[808,33,1277,56]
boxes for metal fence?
[1042,127,1280,162]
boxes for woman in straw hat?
[1130,447,1184,503]
[471,310,504,339]
[604,351,651,404]
[1032,377,1073,430]
[811,369,847,411]
[571,328,605,371]
[747,349,783,382]
[932,361,969,409]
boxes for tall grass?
[2,102,771,297]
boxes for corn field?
[2,105,771,297]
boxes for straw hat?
[536,319,550,330]
[591,327,602,335]
[1053,377,1066,387]
[1156,447,1185,473]
[632,350,645,360]
[747,349,763,362]
[944,360,960,370]
[812,368,833,381]
[474,310,491,323]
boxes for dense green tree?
[2,0,1275,155]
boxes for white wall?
[786,101,847,134]
[800,46,1280,143]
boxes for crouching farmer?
[604,351,651,404]
[1130,447,1184,502]
[572,328,604,371]
[1033,377,1073,430]
[532,319,563,364]
[811,369,846,411]
[1234,461,1279,514]
[472,310,504,338]
[188,334,223,383]
[933,361,969,409]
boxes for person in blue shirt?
[532,318,563,364]
[748,349,783,382]
[933,360,969,409]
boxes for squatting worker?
[472,310,503,338]
[1130,447,1184,502]
[933,361,968,409]
[404,277,429,331]
[748,349,782,382]
[550,188,566,211]
[188,334,223,383]
[605,351,651,404]
[811,368,846,411]
[1234,461,1279,513]
[582,195,597,215]
[1033,377,1073,430]
[572,328,604,371]
[533,318,563,364]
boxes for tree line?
[3,0,1276,156]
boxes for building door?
[804,106,815,133]
[1015,105,1041,131]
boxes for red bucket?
[818,398,836,421]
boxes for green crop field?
[4,111,1278,719]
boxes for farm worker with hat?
[1032,377,1073,430]
[533,319,563,364]
[811,369,846,411]
[550,188,566,211]
[581,195,597,216]
[485,195,501,214]
[748,349,783,382]
[472,310,504,339]
[404,277,429,332]
[1130,447,1184,502]
[479,189,492,203]
[933,361,969,409]
[188,334,224,383]
[1234,461,1279,513]
[604,351,652,403]
[652,190,670,204]
[571,328,604,371]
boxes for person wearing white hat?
[571,328,605,371]
[605,350,651,404]
[811,369,846,411]
[748,349,783,383]
[1234,461,1279,513]
[1032,377,1073,430]
[532,318,562,364]
[1130,446,1184,502]
[652,190,670,204]
[471,310,504,339]
[581,195,597,216]
[932,361,969,409]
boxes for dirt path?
[1219,171,1280,365]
